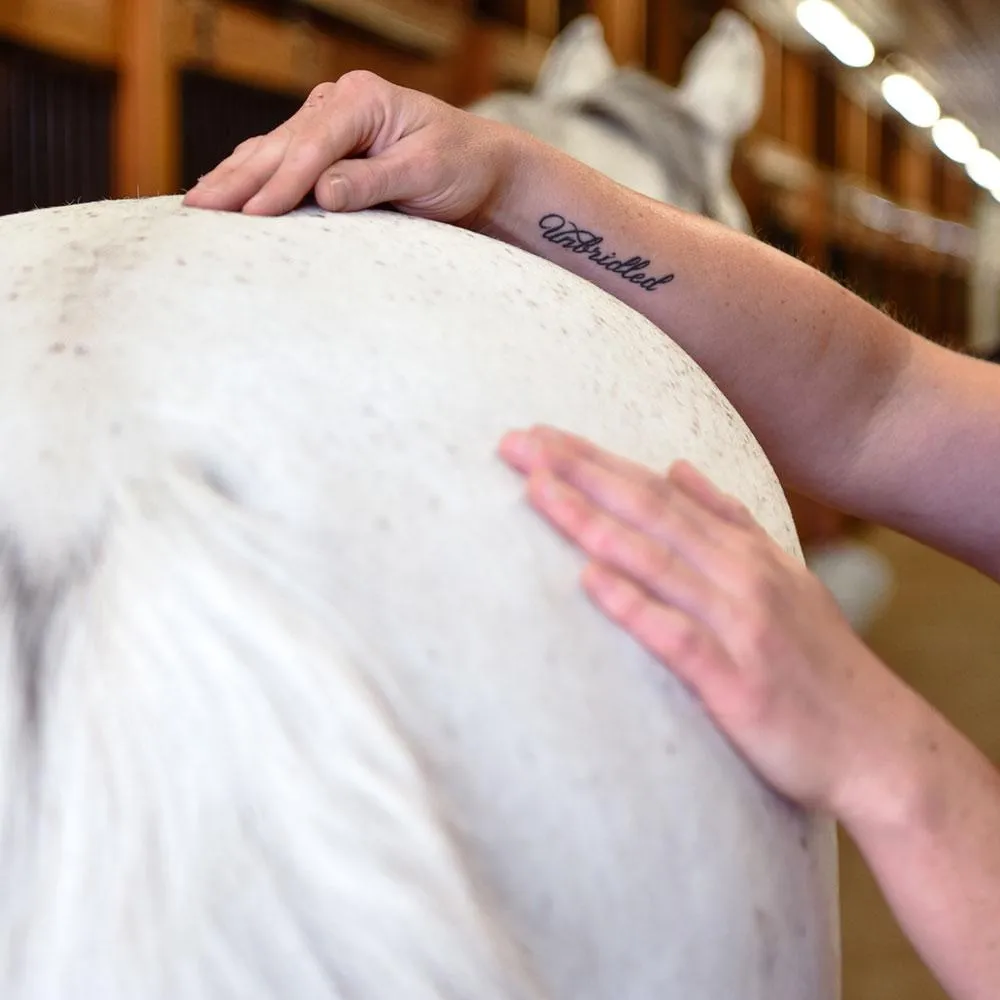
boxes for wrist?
[477,128,602,252]
[831,687,970,847]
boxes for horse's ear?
[533,15,618,104]
[675,10,764,140]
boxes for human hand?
[182,70,525,228]
[498,424,935,822]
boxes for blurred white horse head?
[469,10,765,233]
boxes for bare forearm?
[840,710,1000,1000]
[487,137,914,503]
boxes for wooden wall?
[0,0,558,203]
[733,11,975,349]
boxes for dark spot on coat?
[196,462,240,504]
[49,343,66,354]
[754,907,777,980]
[0,530,105,741]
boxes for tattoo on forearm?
[538,214,675,292]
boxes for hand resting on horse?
[184,70,1000,1000]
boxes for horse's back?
[0,196,839,999]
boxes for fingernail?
[327,174,349,211]
[499,429,536,465]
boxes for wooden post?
[757,27,784,137]
[588,0,645,68]
[525,0,559,40]
[645,0,685,84]
[781,47,816,161]
[115,0,178,197]
[453,19,498,106]
[900,131,931,211]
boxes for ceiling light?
[795,0,875,68]
[967,149,1000,190]
[881,73,940,128]
[932,118,980,164]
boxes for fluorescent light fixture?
[881,73,940,128]
[932,117,980,164]
[795,0,874,68]
[967,148,1000,189]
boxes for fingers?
[581,563,736,700]
[312,134,433,213]
[668,459,756,528]
[500,426,654,485]
[182,132,288,212]
[501,425,754,529]
[527,470,726,625]
[502,427,750,578]
[183,73,392,215]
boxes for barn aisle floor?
[840,527,1000,999]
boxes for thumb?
[314,136,434,215]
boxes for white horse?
[470,11,894,633]
[0,194,839,999]
[468,11,764,235]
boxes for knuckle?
[579,514,619,559]
[669,618,706,662]
[232,134,263,156]
[725,496,755,525]
[336,69,384,94]
[306,80,337,104]
[740,669,777,724]
[285,133,324,163]
[635,542,675,586]
[731,549,780,604]
[633,482,667,525]
[733,601,777,660]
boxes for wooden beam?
[0,0,115,65]
[781,47,816,161]
[115,0,178,196]
[645,0,685,85]
[588,0,645,68]
[755,26,783,138]
[452,18,497,107]
[298,0,462,57]
[899,131,931,211]
[525,0,559,40]
[172,0,337,96]
[492,26,548,88]
[836,91,868,179]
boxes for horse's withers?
[0,195,839,999]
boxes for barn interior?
[2,1,998,997]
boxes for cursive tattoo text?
[538,214,675,292]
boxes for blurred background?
[1,1,998,997]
